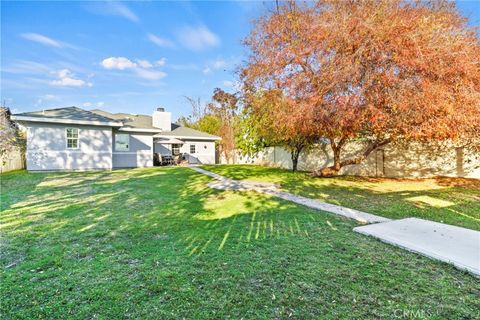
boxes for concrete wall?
[112,132,153,168]
[223,142,480,179]
[26,123,112,170]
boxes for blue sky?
[1,1,479,121]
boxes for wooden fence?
[1,149,25,173]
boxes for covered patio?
[153,136,186,166]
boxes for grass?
[1,167,479,319]
[202,164,480,231]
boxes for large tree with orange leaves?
[242,0,480,176]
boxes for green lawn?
[1,167,479,319]
[202,165,480,231]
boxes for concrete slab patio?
[354,218,480,276]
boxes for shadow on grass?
[201,165,480,230]
[1,167,315,258]
[1,167,480,319]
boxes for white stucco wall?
[112,132,153,168]
[154,140,216,164]
[26,123,113,170]
[182,140,216,164]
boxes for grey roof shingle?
[91,109,159,130]
[14,106,119,123]
[158,124,220,139]
[92,109,220,139]
[13,106,220,140]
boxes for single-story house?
[11,106,221,171]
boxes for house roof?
[11,106,122,126]
[155,124,221,140]
[90,109,161,131]
[155,137,185,144]
[12,106,221,140]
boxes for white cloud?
[101,57,167,80]
[82,101,105,108]
[102,57,165,70]
[223,80,234,87]
[203,58,228,75]
[155,58,167,67]
[21,33,62,47]
[177,25,220,51]
[101,57,137,70]
[2,60,51,74]
[136,59,153,69]
[20,33,78,49]
[134,68,167,80]
[50,69,93,87]
[169,63,198,71]
[213,59,226,70]
[147,33,175,48]
[223,80,241,90]
[84,2,138,22]
[34,94,59,107]
[42,94,59,101]
[111,2,138,22]
[34,98,43,107]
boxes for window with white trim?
[190,144,196,154]
[66,128,79,149]
[115,134,130,151]
[172,144,180,155]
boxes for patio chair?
[161,155,171,166]
[174,154,182,165]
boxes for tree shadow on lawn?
[1,167,480,319]
[282,178,480,230]
[202,165,480,230]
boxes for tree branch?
[340,139,391,167]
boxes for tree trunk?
[312,145,342,177]
[290,146,303,172]
[292,152,299,172]
[311,139,391,177]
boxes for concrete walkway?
[355,218,480,276]
[190,166,480,276]
[190,166,389,224]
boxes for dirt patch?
[434,177,480,189]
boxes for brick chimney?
[152,107,171,131]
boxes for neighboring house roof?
[11,106,122,127]
[154,124,221,140]
[11,106,221,140]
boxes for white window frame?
[65,128,79,149]
[115,133,130,152]
[190,144,196,154]
[172,144,180,156]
